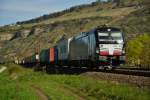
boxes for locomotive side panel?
[69,31,97,67]
[69,33,89,61]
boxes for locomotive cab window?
[98,32,122,40]
[98,32,109,39]
[111,32,123,40]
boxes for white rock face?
[14,29,31,38]
[0,34,14,41]
[21,30,31,38]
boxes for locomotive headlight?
[117,40,123,44]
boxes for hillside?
[0,0,149,63]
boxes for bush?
[126,33,150,68]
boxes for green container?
[40,49,50,63]
[30,54,36,63]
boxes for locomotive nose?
[99,50,122,56]
[99,44,123,56]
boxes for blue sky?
[0,0,98,26]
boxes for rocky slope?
[0,0,149,62]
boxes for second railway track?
[95,67,150,77]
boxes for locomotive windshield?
[98,32,122,39]
[110,32,123,40]
[98,31,123,44]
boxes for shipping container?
[54,46,58,64]
[40,49,49,64]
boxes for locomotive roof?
[72,26,122,40]
[96,26,121,32]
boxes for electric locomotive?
[69,26,125,69]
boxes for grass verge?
[0,64,149,100]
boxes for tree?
[126,33,150,68]
[126,39,143,67]
[139,34,150,68]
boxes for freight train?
[20,26,125,70]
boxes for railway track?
[117,67,150,71]
[97,68,150,77]
[82,71,150,88]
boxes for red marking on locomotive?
[113,50,122,56]
[100,51,109,56]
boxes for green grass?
[0,64,150,100]
[0,68,38,100]
[38,75,150,100]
